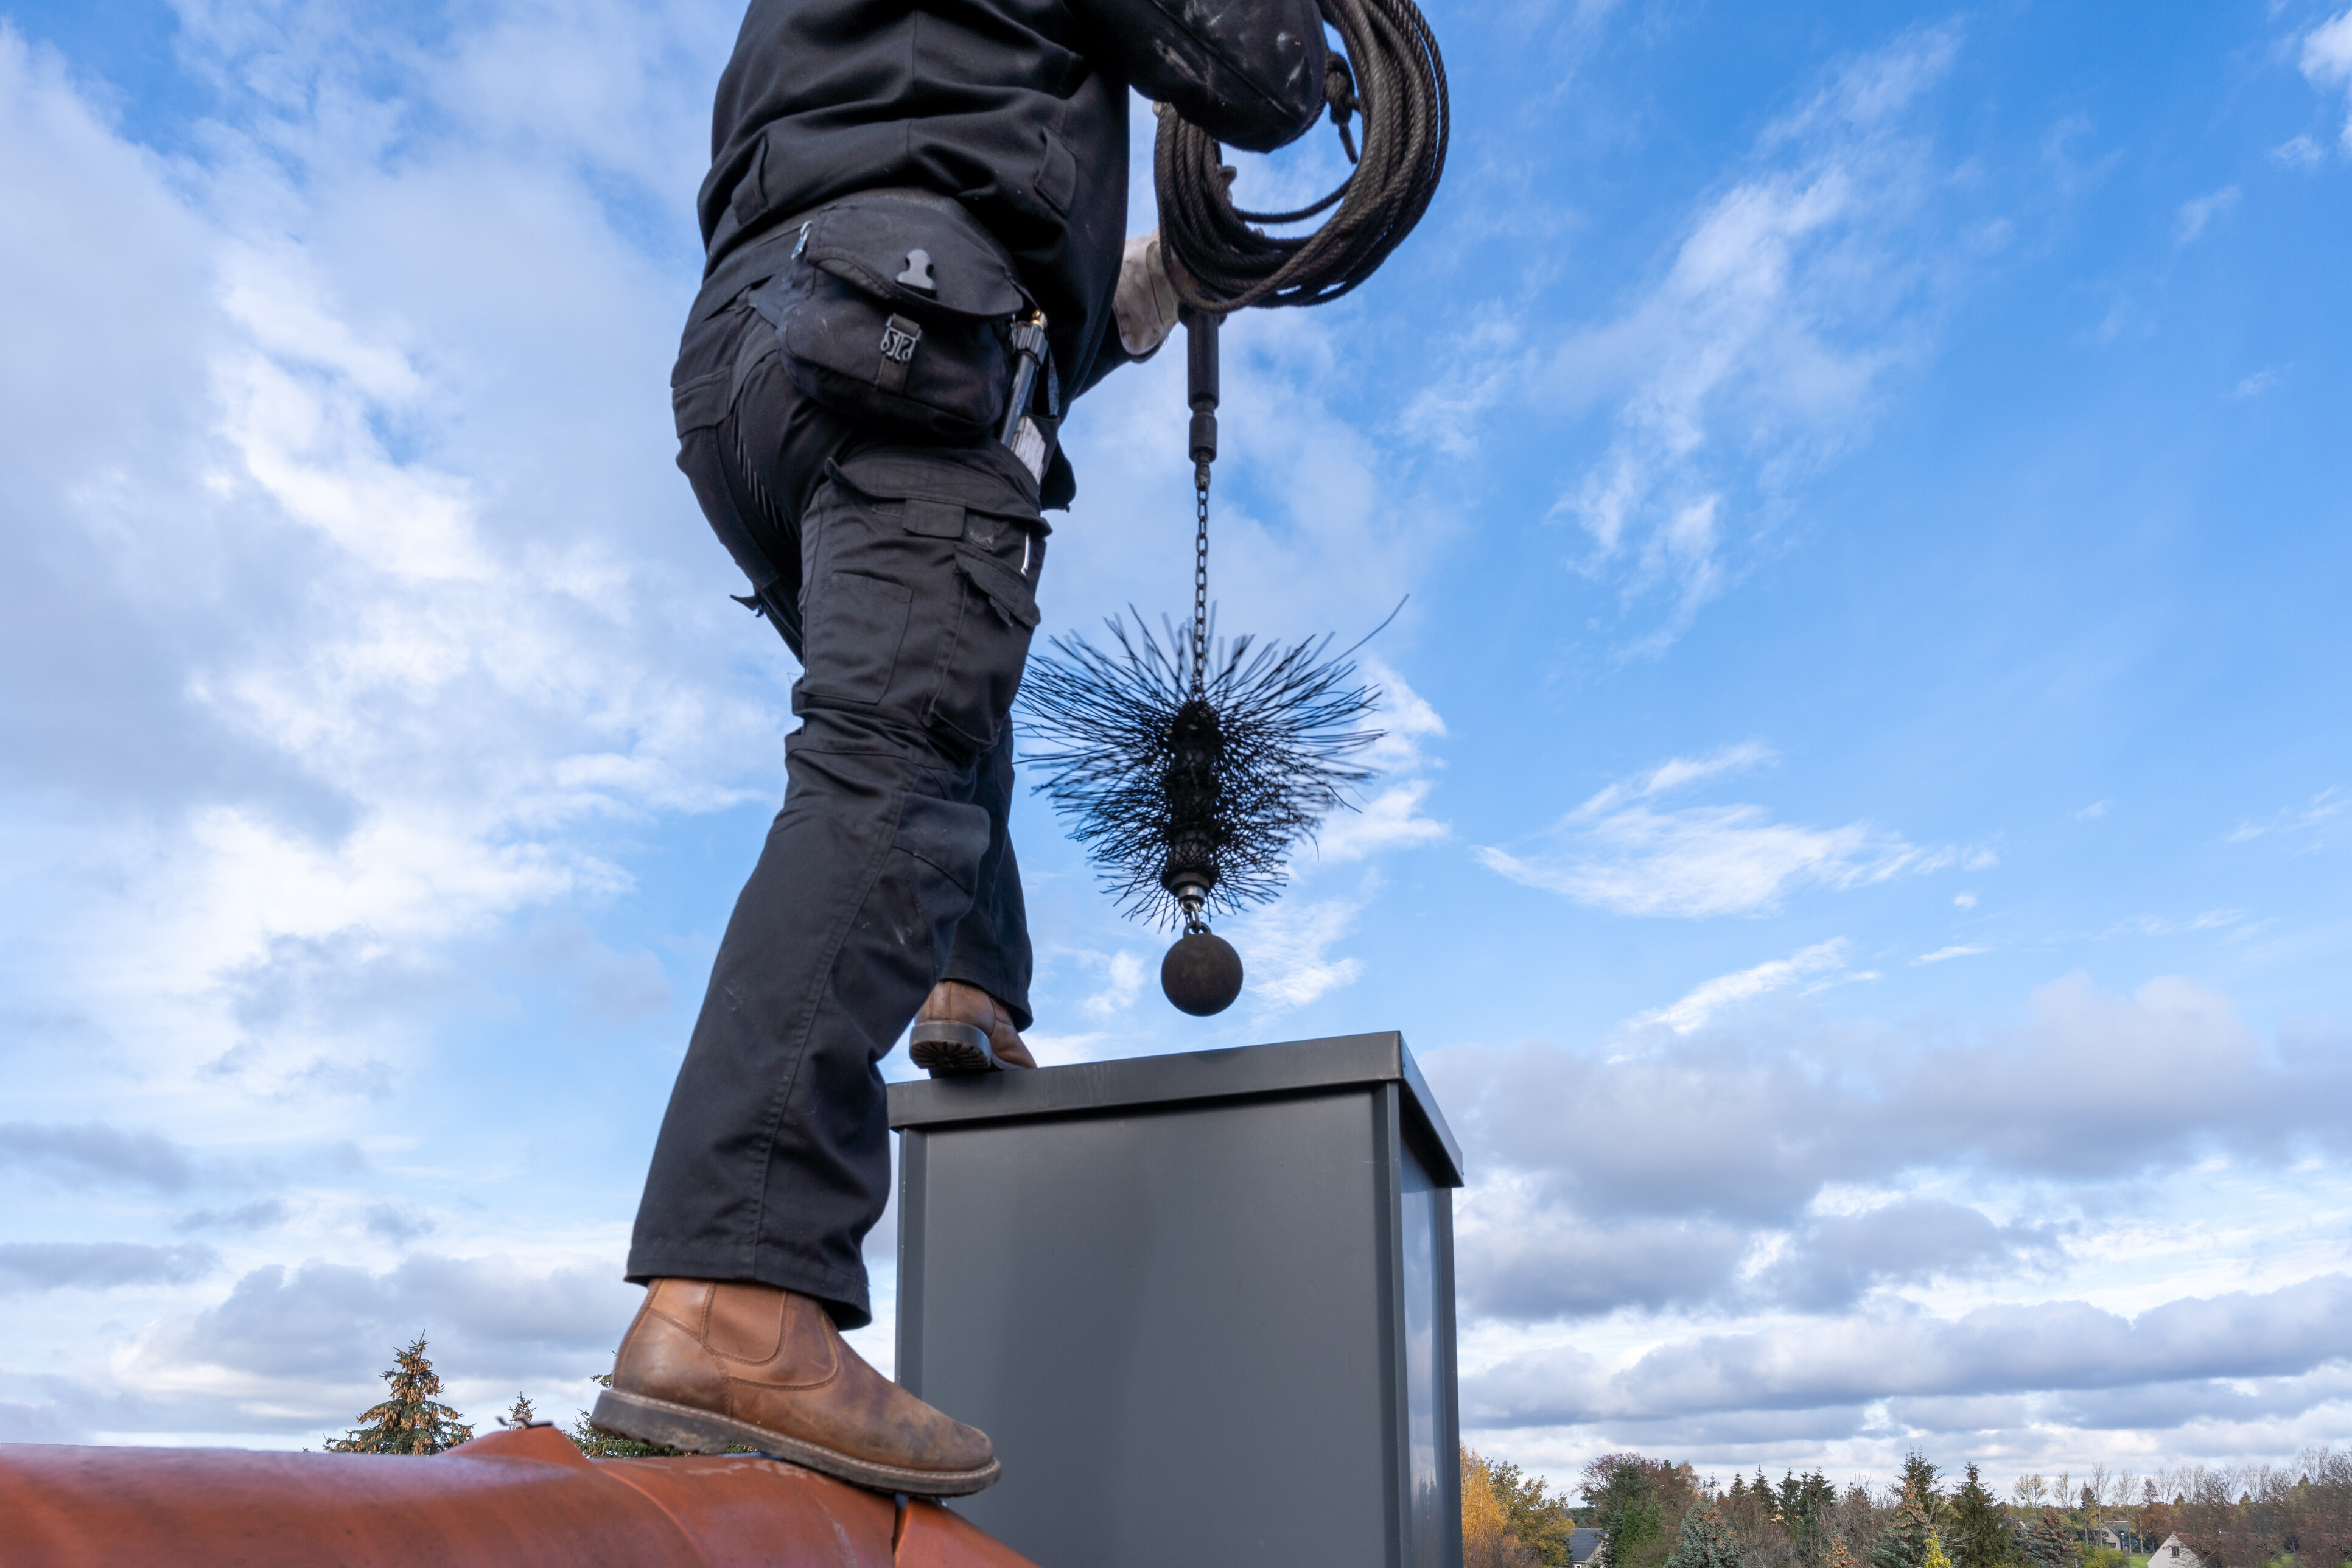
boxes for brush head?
[1019,613,1385,930]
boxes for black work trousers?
[626,295,1045,1329]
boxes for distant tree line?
[2167,1452,2352,1568]
[1463,1449,2352,1568]
[322,1339,2352,1568]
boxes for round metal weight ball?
[1161,930,1244,1016]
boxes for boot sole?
[590,1388,1001,1496]
[909,1021,1003,1076]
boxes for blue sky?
[2,0,2348,1496]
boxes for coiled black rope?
[1153,0,1449,313]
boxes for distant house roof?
[1570,1528,1608,1566]
[2155,1534,2202,1568]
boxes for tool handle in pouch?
[999,311,1050,479]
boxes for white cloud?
[1309,659,1452,863]
[1236,894,1367,1010]
[1010,1028,1115,1068]
[0,3,789,1107]
[0,1123,201,1192]
[2100,909,2248,939]
[1465,1274,2352,1429]
[118,1251,638,1424]
[2302,10,2352,149]
[1316,778,1451,863]
[2174,186,2239,245]
[1426,971,2350,1310]
[1409,24,1968,653]
[1913,944,1987,965]
[1573,741,1777,818]
[1632,939,1854,1034]
[2232,366,2284,399]
[1477,745,1950,917]
[1082,950,1147,1018]
[2227,788,2346,843]
[0,1242,221,1296]
[2274,133,2326,167]
[0,2,787,1443]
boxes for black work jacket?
[692,0,1328,399]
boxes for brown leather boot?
[909,979,1037,1075]
[592,1279,999,1496]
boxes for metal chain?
[1191,469,1210,696]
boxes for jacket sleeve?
[1069,0,1329,153]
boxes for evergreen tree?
[326,1335,473,1455]
[1782,1470,1839,1566]
[1665,1501,1748,1568]
[2022,1508,2081,1568]
[1901,1456,1948,1527]
[1923,1533,1954,1568]
[1584,1455,1665,1568]
[1827,1539,1859,1568]
[1873,1486,1937,1568]
[497,1394,538,1430]
[1949,1465,2014,1568]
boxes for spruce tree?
[1783,1470,1839,1566]
[1950,1465,2014,1568]
[2022,1508,2080,1568]
[1901,1456,1948,1527]
[326,1335,474,1455]
[1664,1500,1748,1568]
[497,1394,538,1430]
[1874,1486,1936,1568]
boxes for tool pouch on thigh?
[750,191,1031,444]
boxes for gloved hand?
[1113,230,1181,358]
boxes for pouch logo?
[879,317,922,365]
[875,313,923,396]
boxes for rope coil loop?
[1153,0,1449,314]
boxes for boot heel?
[591,1388,737,1454]
[909,1021,1003,1076]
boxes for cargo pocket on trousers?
[868,789,992,979]
[894,791,989,898]
[799,570,912,707]
[927,537,1042,753]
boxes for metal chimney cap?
[887,1030,1463,1186]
